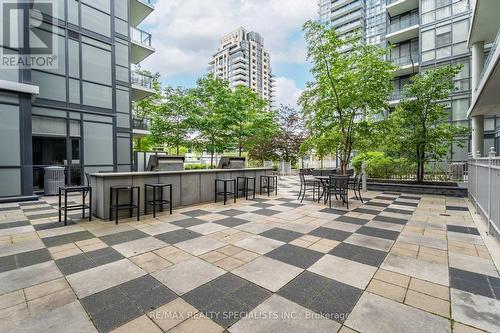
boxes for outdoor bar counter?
[88,167,274,219]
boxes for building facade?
[319,0,498,160]
[208,27,275,106]
[0,0,155,199]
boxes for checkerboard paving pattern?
[1,176,500,333]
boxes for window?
[83,0,110,13]
[0,104,20,166]
[83,122,113,165]
[453,19,469,43]
[32,71,66,102]
[81,4,110,37]
[68,39,80,78]
[422,30,435,51]
[114,0,128,20]
[82,82,112,109]
[452,99,469,121]
[69,79,80,104]
[82,43,111,85]
[436,25,452,47]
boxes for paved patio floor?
[1,176,499,333]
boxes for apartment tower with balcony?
[319,0,497,160]
[0,0,155,199]
[208,27,275,106]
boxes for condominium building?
[0,0,156,199]
[208,27,275,105]
[319,0,499,160]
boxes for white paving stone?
[0,261,62,295]
[346,292,450,333]
[0,239,45,257]
[234,235,285,254]
[175,236,226,256]
[381,253,449,286]
[344,233,394,252]
[112,237,167,257]
[451,289,500,333]
[449,253,499,278]
[308,254,376,289]
[152,257,225,295]
[232,256,302,292]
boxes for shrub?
[352,152,394,178]
[184,163,208,170]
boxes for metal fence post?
[487,147,496,232]
[362,161,367,192]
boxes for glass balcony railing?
[131,71,153,90]
[386,0,402,5]
[390,90,407,100]
[133,118,150,131]
[131,27,152,47]
[391,53,419,66]
[477,28,500,92]
[387,14,419,34]
[137,0,153,4]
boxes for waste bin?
[44,166,65,195]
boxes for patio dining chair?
[326,175,350,209]
[352,173,364,203]
[298,171,321,203]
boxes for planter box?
[367,179,467,197]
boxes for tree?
[133,70,162,151]
[190,75,233,167]
[387,65,470,182]
[247,110,280,163]
[300,21,394,174]
[150,86,193,155]
[228,85,268,156]
[273,105,306,164]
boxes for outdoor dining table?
[314,175,330,202]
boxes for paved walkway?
[0,177,499,333]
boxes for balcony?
[130,27,155,64]
[391,54,419,76]
[388,90,407,106]
[386,14,419,44]
[386,0,419,17]
[131,71,155,101]
[130,0,154,27]
[132,118,151,137]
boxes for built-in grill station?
[146,155,185,171]
[217,156,246,169]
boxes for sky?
[141,0,318,109]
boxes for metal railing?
[130,27,152,47]
[391,53,419,66]
[131,71,153,89]
[386,0,400,4]
[390,90,407,100]
[137,0,153,4]
[469,150,500,238]
[477,28,500,93]
[132,118,150,130]
[387,13,419,34]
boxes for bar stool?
[260,175,278,196]
[58,186,92,226]
[109,185,140,224]
[237,176,256,200]
[215,178,237,205]
[145,183,172,218]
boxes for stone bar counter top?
[88,168,273,219]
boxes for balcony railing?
[131,71,153,90]
[390,53,419,67]
[133,118,150,131]
[390,90,407,100]
[131,27,152,47]
[386,0,402,5]
[137,0,152,4]
[477,28,500,92]
[387,14,419,34]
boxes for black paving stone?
[21,206,55,213]
[384,208,413,215]
[356,226,399,241]
[100,230,148,246]
[86,247,124,266]
[309,227,351,241]
[373,215,408,225]
[259,228,303,242]
[0,220,30,230]
[208,273,248,294]
[447,225,480,236]
[182,209,211,217]
[446,205,469,211]
[91,299,142,333]
[56,253,96,275]
[252,208,280,216]
[218,209,247,217]
[352,208,381,215]
[155,229,202,244]
[81,287,130,316]
[0,256,17,272]
[449,267,500,300]
[265,244,324,269]
[280,202,304,208]
[34,220,77,230]
[374,196,397,201]
[399,195,421,200]
[278,271,362,323]
[329,243,387,267]
[319,208,348,215]
[0,206,19,211]
[393,201,418,207]
[15,248,52,268]
[171,218,206,228]
[214,217,249,228]
[41,231,95,247]
[251,202,273,209]
[204,296,251,328]
[334,216,369,225]
[364,201,390,208]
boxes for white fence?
[468,154,500,238]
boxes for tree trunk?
[210,152,214,168]
[176,145,179,156]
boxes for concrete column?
[471,41,485,157]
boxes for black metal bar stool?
[237,176,256,200]
[260,175,278,196]
[215,178,237,205]
[109,185,140,224]
[58,186,92,226]
[145,183,172,218]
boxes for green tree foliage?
[386,65,470,182]
[300,21,394,174]
[150,86,193,155]
[273,105,306,164]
